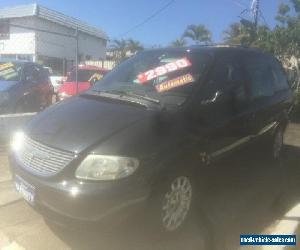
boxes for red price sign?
[137,57,192,84]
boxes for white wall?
[78,32,106,60]
[0,17,35,55]
[34,17,106,61]
[0,16,106,61]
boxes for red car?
[58,65,108,100]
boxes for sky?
[0,0,285,47]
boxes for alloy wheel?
[161,176,193,231]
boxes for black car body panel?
[25,95,151,153]
[9,46,293,224]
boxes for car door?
[242,52,277,137]
[192,51,255,161]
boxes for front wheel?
[147,170,197,236]
[145,169,213,249]
[160,175,193,232]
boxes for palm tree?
[223,22,245,44]
[109,39,128,62]
[182,24,212,45]
[127,39,144,54]
[170,38,187,47]
[223,22,256,46]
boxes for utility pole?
[253,0,260,29]
[75,26,79,95]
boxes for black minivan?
[9,46,293,233]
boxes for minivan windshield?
[0,62,22,81]
[91,50,211,106]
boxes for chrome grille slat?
[16,135,76,176]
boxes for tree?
[222,21,256,46]
[223,0,300,56]
[109,39,144,63]
[290,0,300,13]
[110,39,128,62]
[223,22,245,44]
[182,24,212,45]
[275,3,290,26]
[127,39,144,54]
[170,38,187,47]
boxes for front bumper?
[9,154,150,225]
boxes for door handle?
[201,91,223,105]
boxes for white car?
[43,67,65,93]
[50,76,65,93]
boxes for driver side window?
[199,52,245,101]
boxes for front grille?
[16,135,76,176]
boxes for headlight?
[75,155,139,181]
[11,131,25,152]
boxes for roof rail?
[189,43,249,48]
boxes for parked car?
[44,66,65,93]
[0,61,53,114]
[57,65,108,100]
[9,46,292,235]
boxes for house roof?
[0,3,108,40]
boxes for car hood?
[0,81,18,91]
[25,95,150,153]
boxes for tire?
[160,174,193,233]
[148,168,197,232]
[145,167,213,248]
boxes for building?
[0,3,108,74]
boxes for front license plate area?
[15,175,35,205]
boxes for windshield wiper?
[84,90,154,108]
[104,90,161,105]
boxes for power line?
[119,0,175,38]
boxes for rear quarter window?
[244,53,275,100]
[269,58,289,92]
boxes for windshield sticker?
[155,73,194,93]
[137,57,192,84]
[0,63,14,71]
